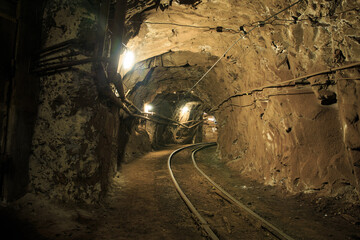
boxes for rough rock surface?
[124,0,360,200]
[12,0,359,204]
[122,51,222,146]
[2,147,359,239]
[29,0,119,203]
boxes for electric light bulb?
[144,104,153,113]
[123,50,135,70]
[181,106,189,114]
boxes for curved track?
[168,143,296,240]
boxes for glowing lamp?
[208,117,215,122]
[181,106,189,114]
[123,50,135,70]
[144,104,153,113]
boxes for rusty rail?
[192,144,296,240]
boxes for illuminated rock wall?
[126,0,360,199]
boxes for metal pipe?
[32,57,109,73]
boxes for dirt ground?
[1,145,360,239]
[170,148,277,239]
[195,146,360,240]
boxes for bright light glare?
[208,117,215,122]
[123,50,135,70]
[181,106,189,114]
[144,104,153,113]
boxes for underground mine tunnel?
[0,0,360,239]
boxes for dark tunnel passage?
[0,0,360,239]
[120,51,220,148]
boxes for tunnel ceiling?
[123,0,359,110]
[122,0,360,198]
[125,0,277,61]
[123,50,226,110]
[15,0,359,204]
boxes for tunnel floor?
[1,146,360,239]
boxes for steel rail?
[192,144,295,240]
[167,143,219,240]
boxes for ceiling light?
[144,104,153,113]
[123,50,135,70]
[207,116,217,123]
[181,106,189,114]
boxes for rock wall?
[125,0,360,199]
[122,51,221,147]
[212,0,360,198]
[29,0,120,203]
[26,0,360,202]
[121,123,152,163]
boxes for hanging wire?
[209,62,360,113]
[128,20,240,33]
[184,0,304,96]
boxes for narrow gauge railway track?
[168,143,295,240]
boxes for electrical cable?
[209,62,360,113]
[123,97,204,129]
[122,1,304,126]
[185,25,257,95]
[262,0,303,23]
[124,1,359,128]
[184,0,303,96]
[141,21,213,29]
[128,20,239,33]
